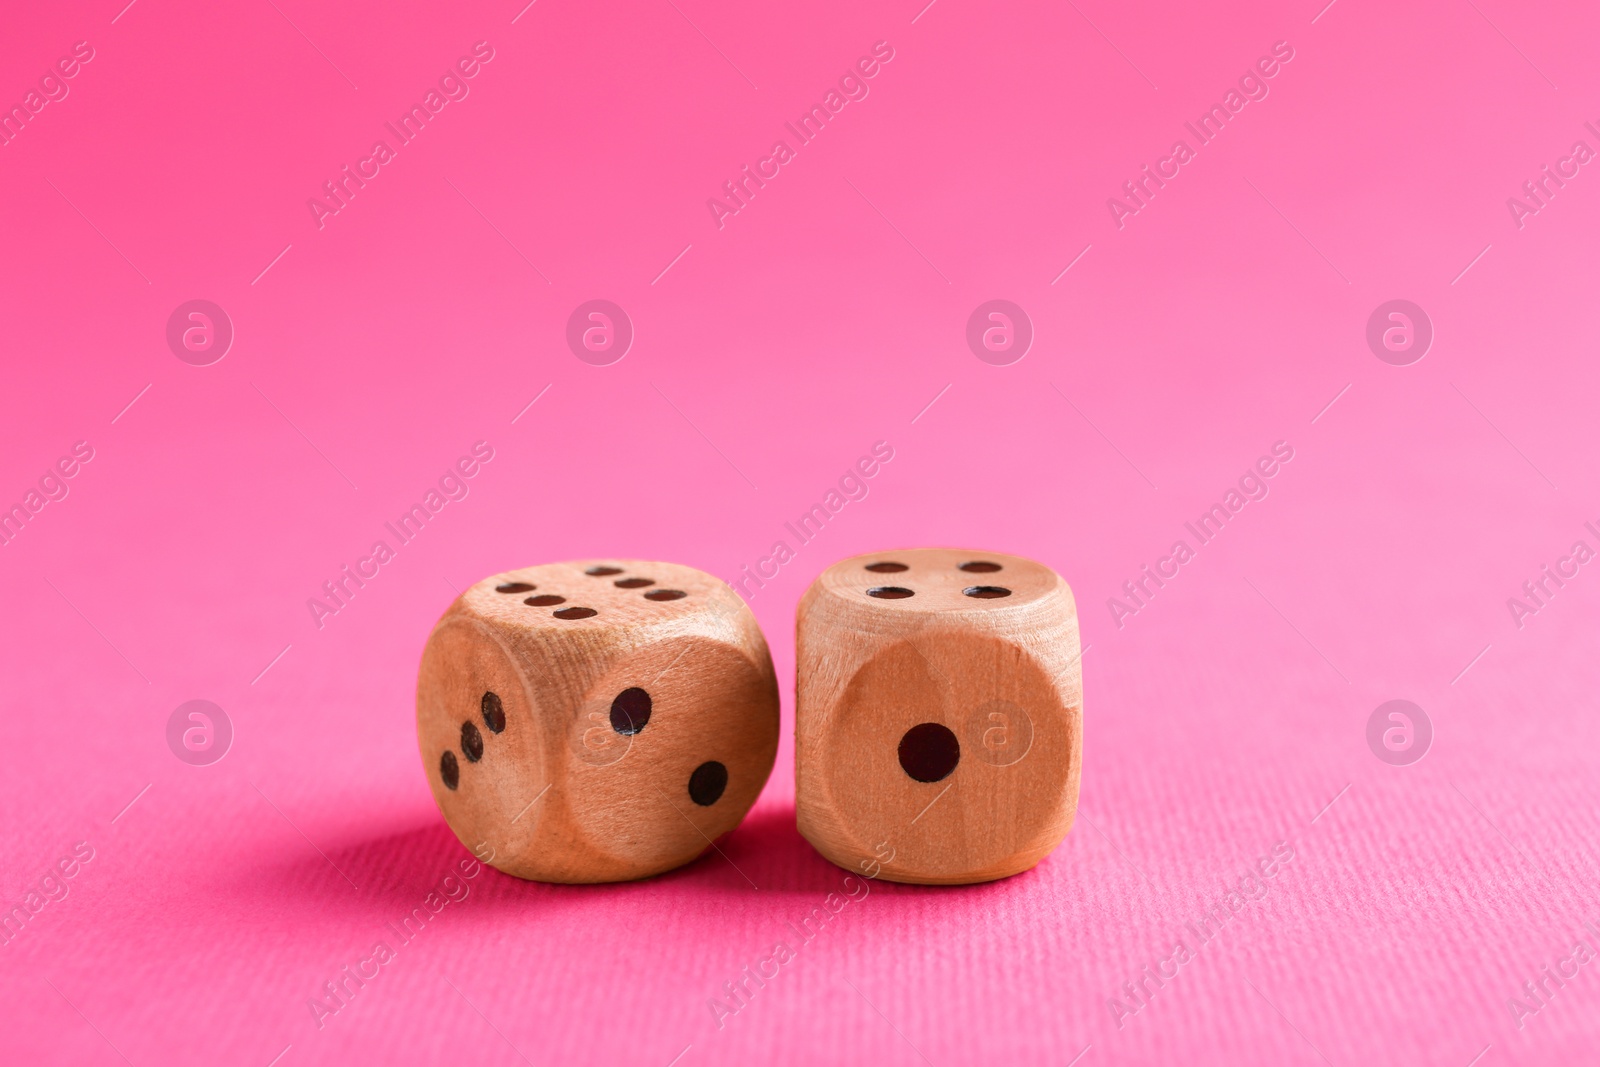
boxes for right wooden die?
[795,548,1083,884]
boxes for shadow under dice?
[417,560,780,883]
[796,548,1083,885]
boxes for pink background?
[3,0,1599,1063]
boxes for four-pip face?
[795,548,1083,884]
[416,559,779,883]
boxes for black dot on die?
[554,607,598,620]
[645,589,687,601]
[586,566,623,576]
[481,692,505,733]
[958,561,1002,573]
[496,582,534,593]
[615,577,654,588]
[689,761,728,806]
[524,594,565,606]
[963,586,1011,599]
[461,721,484,762]
[440,751,459,790]
[868,586,915,599]
[610,687,652,735]
[865,562,907,573]
[899,723,959,782]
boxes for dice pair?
[415,549,1083,885]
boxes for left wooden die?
[416,559,779,883]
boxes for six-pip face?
[416,559,779,883]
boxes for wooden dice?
[417,560,779,883]
[796,548,1083,884]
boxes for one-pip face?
[799,548,1082,884]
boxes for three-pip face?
[795,548,1083,884]
[417,560,779,883]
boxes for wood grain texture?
[416,559,779,883]
[796,548,1083,884]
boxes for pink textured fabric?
[2,0,1597,1063]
